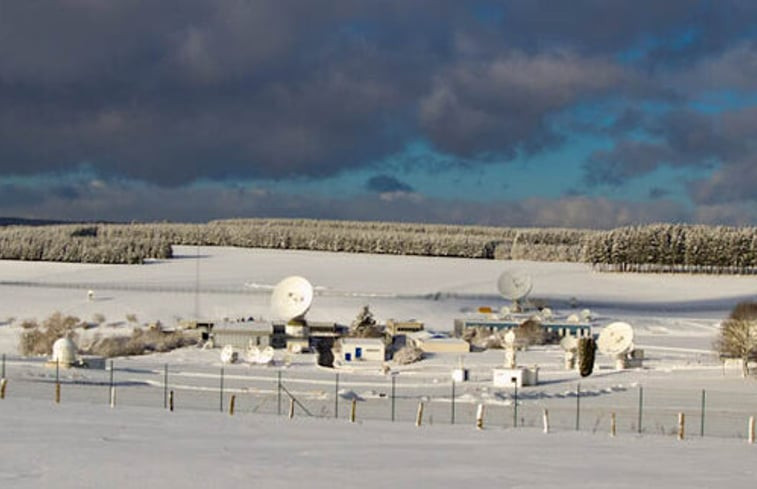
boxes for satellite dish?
[581,309,593,321]
[560,335,578,352]
[597,322,634,356]
[566,314,580,324]
[270,276,314,322]
[247,345,275,365]
[220,345,238,364]
[503,330,516,346]
[497,271,533,302]
[541,307,553,320]
[499,306,511,317]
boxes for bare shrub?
[462,326,503,350]
[20,319,38,329]
[82,328,198,358]
[92,313,106,325]
[715,301,757,377]
[18,312,83,356]
[393,346,424,365]
[514,318,546,346]
[125,313,138,324]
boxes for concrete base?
[492,367,539,388]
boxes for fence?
[1,353,756,440]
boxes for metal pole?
[451,380,456,425]
[277,370,282,416]
[334,373,339,419]
[513,381,518,428]
[2,353,5,378]
[109,360,114,407]
[391,375,396,422]
[55,360,60,404]
[637,386,643,434]
[219,367,225,412]
[700,389,706,437]
[575,383,580,431]
[163,364,168,409]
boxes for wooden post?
[229,395,236,416]
[288,398,295,419]
[678,412,685,441]
[476,404,485,430]
[0,378,6,399]
[542,408,550,434]
[350,398,357,423]
[415,402,424,427]
[749,416,755,445]
[610,412,617,437]
[109,385,116,408]
[55,360,60,404]
[168,390,174,412]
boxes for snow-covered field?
[1,245,756,487]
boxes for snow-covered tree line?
[1,220,755,273]
[583,223,757,274]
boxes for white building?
[339,338,386,362]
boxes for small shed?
[211,321,272,349]
[339,338,386,362]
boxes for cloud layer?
[2,1,757,224]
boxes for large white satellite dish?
[597,322,634,356]
[497,271,533,302]
[270,276,313,322]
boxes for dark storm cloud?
[2,0,757,219]
[365,175,414,193]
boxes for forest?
[0,219,754,273]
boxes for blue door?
[355,347,363,359]
[345,352,352,362]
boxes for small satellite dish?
[503,329,516,346]
[581,309,593,321]
[541,307,553,320]
[560,335,578,352]
[497,271,533,301]
[270,276,314,322]
[499,306,511,317]
[247,345,275,365]
[597,322,634,356]
[220,345,238,364]
[566,314,580,324]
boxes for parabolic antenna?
[597,322,634,356]
[541,307,553,320]
[220,344,238,364]
[247,345,275,365]
[497,271,533,301]
[270,276,314,321]
[559,335,578,352]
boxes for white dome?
[52,337,77,366]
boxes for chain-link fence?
[1,353,755,441]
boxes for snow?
[1,245,757,487]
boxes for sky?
[2,1,757,228]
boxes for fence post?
[700,389,706,437]
[219,367,224,413]
[542,408,550,434]
[350,398,357,423]
[288,398,295,419]
[512,381,518,428]
[169,390,174,412]
[277,371,282,416]
[575,383,580,431]
[416,402,424,427]
[0,378,6,400]
[749,416,755,444]
[476,404,485,430]
[451,380,456,425]
[109,360,115,408]
[55,360,60,404]
[334,373,339,419]
[637,386,643,434]
[678,412,685,441]
[229,395,236,416]
[391,374,396,422]
[2,353,5,378]
[163,364,168,409]
[610,412,617,437]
